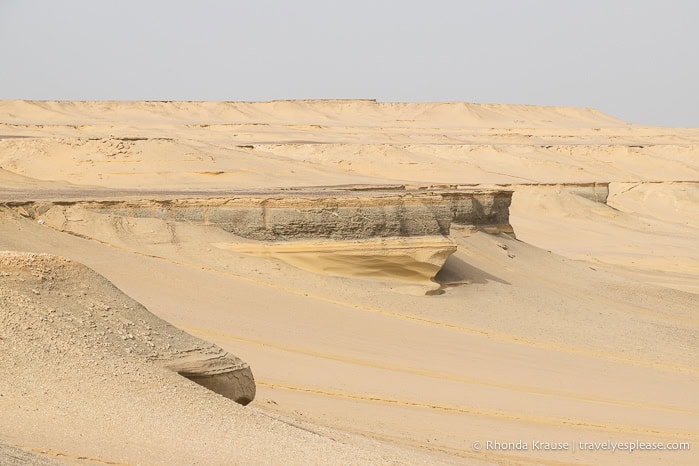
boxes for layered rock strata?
[6,187,513,239]
[2,188,512,290]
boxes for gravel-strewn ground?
[0,443,61,465]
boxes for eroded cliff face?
[4,188,511,290]
[12,188,512,238]
[104,193,453,241]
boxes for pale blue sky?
[1,0,698,126]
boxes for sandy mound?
[0,251,255,404]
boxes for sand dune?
[1,100,697,464]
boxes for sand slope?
[1,206,696,465]
[511,183,699,293]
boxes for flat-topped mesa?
[0,99,626,128]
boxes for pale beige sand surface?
[1,100,697,464]
[0,251,448,465]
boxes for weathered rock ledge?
[5,186,514,239]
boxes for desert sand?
[0,100,697,465]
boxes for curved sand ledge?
[215,235,457,292]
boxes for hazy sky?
[1,0,698,126]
